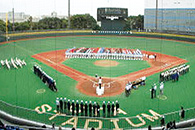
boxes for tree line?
[0,14,143,32]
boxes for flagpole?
[6,13,8,41]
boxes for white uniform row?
[65,53,143,60]
[92,31,132,34]
[0,57,26,70]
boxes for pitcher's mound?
[76,78,124,97]
[94,60,119,67]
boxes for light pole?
[68,0,70,29]
[155,0,158,31]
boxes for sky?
[0,0,145,19]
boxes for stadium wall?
[0,30,194,43]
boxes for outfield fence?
[0,30,195,43]
[0,100,195,129]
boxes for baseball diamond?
[0,32,195,129]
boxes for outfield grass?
[0,35,195,128]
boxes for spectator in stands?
[71,127,75,130]
[180,106,185,120]
[91,127,95,130]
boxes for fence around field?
[0,30,195,43]
[0,100,195,129]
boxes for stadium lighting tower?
[68,0,70,29]
[155,0,158,31]
[12,8,15,32]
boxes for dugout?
[97,8,128,31]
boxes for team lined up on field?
[160,64,190,82]
[33,65,57,92]
[0,57,26,70]
[56,98,119,117]
[65,47,143,60]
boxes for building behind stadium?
[144,0,195,33]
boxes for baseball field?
[0,32,195,129]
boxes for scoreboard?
[97,8,128,21]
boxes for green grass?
[63,58,150,77]
[0,35,195,128]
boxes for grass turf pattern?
[0,35,195,128]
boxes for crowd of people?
[33,65,57,92]
[125,76,146,96]
[65,47,143,60]
[56,98,120,117]
[159,64,190,82]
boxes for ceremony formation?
[65,47,143,60]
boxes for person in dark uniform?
[107,101,111,117]
[67,99,71,114]
[80,100,84,116]
[33,65,37,74]
[72,100,75,115]
[63,98,67,113]
[59,98,63,113]
[160,116,165,126]
[116,100,119,114]
[180,106,185,119]
[76,100,79,116]
[151,87,154,99]
[111,102,115,116]
[93,102,96,117]
[97,103,100,117]
[102,101,106,117]
[89,101,92,117]
[85,101,88,116]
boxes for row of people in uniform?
[33,65,57,92]
[159,64,190,82]
[125,77,146,96]
[66,53,143,61]
[56,98,119,117]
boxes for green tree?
[15,21,30,31]
[0,19,6,32]
[124,15,144,31]
[61,18,68,29]
[38,17,63,30]
[70,14,99,30]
